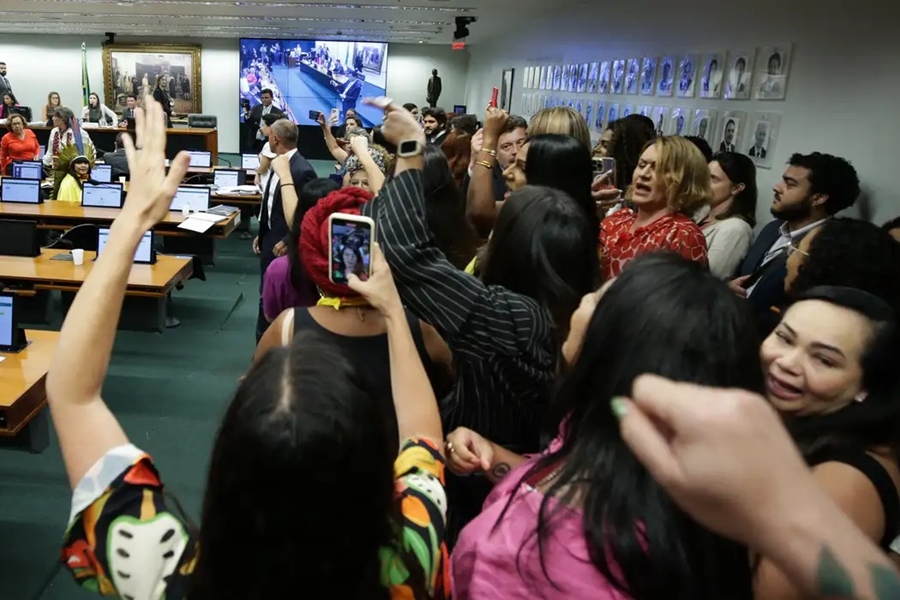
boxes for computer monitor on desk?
[0,178,42,204]
[92,163,113,183]
[97,227,155,264]
[0,292,28,352]
[186,150,212,168]
[0,219,40,257]
[241,153,261,170]
[213,169,246,188]
[11,160,43,180]
[170,186,211,212]
[81,182,124,209]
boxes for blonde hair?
[528,107,592,151]
[648,136,712,213]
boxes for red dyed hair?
[300,186,374,297]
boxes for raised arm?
[317,111,348,164]
[103,105,119,127]
[349,243,442,448]
[45,99,190,489]
[349,135,385,195]
[465,111,508,237]
[367,101,550,364]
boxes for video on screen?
[239,39,389,129]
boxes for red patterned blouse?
[600,209,708,280]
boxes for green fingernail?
[610,397,628,419]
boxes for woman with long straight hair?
[51,98,451,600]
[449,253,760,599]
[699,151,757,279]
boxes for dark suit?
[749,146,767,158]
[427,75,442,107]
[103,149,130,180]
[120,108,136,127]
[256,150,318,341]
[719,141,735,152]
[340,78,363,116]
[247,103,285,152]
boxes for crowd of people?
[42,93,900,600]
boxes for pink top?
[451,436,631,600]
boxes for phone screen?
[593,157,617,187]
[330,217,373,284]
[309,110,320,121]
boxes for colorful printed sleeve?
[62,444,198,599]
[382,437,450,600]
[666,221,709,266]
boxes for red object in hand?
[489,87,499,108]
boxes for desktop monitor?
[213,168,246,188]
[170,186,211,212]
[0,292,28,352]
[0,178,41,204]
[92,164,113,183]
[39,145,45,160]
[11,160,43,180]
[81,182,124,208]
[0,219,40,257]
[186,150,212,168]
[97,227,156,264]
[241,153,261,170]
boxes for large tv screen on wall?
[239,38,389,129]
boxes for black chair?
[60,224,100,252]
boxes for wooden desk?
[0,330,58,452]
[30,125,218,162]
[0,249,192,297]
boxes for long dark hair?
[710,151,757,227]
[67,157,93,190]
[509,253,760,599]
[189,333,427,599]
[782,286,900,459]
[480,185,599,342]
[609,115,656,189]
[423,144,480,270]
[524,134,596,229]
[287,178,340,292]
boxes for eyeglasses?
[786,241,809,257]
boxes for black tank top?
[292,307,440,446]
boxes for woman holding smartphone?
[51,98,451,599]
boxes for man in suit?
[253,119,317,342]
[102,133,130,180]
[719,119,736,152]
[729,152,860,333]
[427,69,442,108]
[748,124,768,158]
[422,107,448,145]
[247,88,284,154]
[0,62,11,98]
[120,94,138,128]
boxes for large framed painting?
[102,44,202,115]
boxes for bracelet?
[475,160,494,170]
[481,148,497,157]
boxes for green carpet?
[0,225,263,599]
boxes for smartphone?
[592,157,616,187]
[328,213,375,285]
[308,109,321,121]
[489,87,499,108]
[330,107,340,122]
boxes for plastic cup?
[181,203,191,217]
[118,176,126,183]
[72,249,84,266]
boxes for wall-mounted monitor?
[239,38,389,129]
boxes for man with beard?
[728,152,860,333]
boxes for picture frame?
[611,60,626,94]
[625,59,640,95]
[676,54,699,98]
[724,49,755,100]
[656,56,675,97]
[716,110,747,153]
[102,43,202,116]
[651,106,668,136]
[669,107,691,136]
[587,62,600,93]
[754,44,793,100]
[700,52,726,99]
[640,57,657,96]
[692,108,718,142]
[746,112,782,169]
[500,68,515,111]
[598,61,612,94]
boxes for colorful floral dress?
[62,438,450,600]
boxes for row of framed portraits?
[521,93,782,169]
[520,44,792,101]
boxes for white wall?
[386,44,470,111]
[0,36,468,154]
[464,0,900,224]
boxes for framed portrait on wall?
[552,65,562,91]
[621,104,636,118]
[539,66,548,90]
[524,67,533,89]
[656,56,675,97]
[651,106,668,136]
[692,108,718,142]
[676,54,698,98]
[587,62,600,93]
[754,44,792,100]
[561,65,570,91]
[640,57,657,95]
[746,112,782,168]
[103,43,202,115]
[669,107,691,136]
[578,63,589,92]
[700,52,726,99]
[638,104,652,117]
[607,103,620,125]
[716,110,747,152]
[500,68,515,111]
[569,64,580,92]
[724,50,755,100]
[585,101,593,132]
[594,100,606,132]
[611,59,625,94]
[598,61,612,94]
[625,58,640,95]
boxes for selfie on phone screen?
[330,219,372,284]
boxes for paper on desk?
[0,356,5,364]
[178,217,215,233]
[216,185,259,195]
[191,212,228,223]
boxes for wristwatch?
[398,139,424,158]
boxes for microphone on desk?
[215,156,233,168]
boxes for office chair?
[60,224,100,251]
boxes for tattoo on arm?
[816,546,900,600]
[490,462,511,480]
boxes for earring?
[854,391,868,403]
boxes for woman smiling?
[599,136,709,280]
[0,113,40,175]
